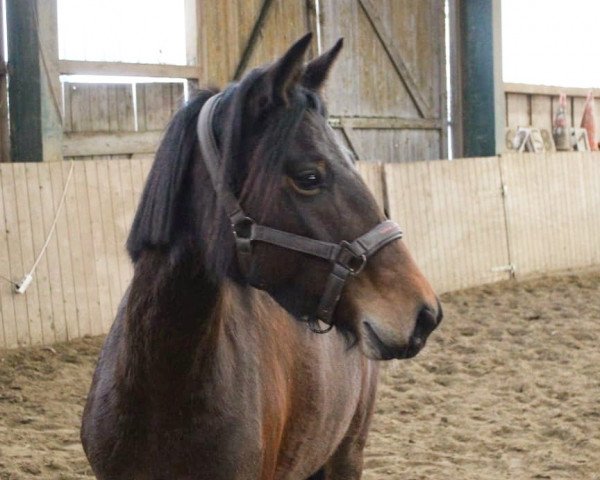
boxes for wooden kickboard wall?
[0,152,599,348]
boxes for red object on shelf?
[581,91,598,151]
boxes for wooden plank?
[72,162,102,337]
[384,157,510,293]
[36,0,62,162]
[96,160,123,326]
[0,165,16,347]
[435,0,448,159]
[136,83,184,132]
[24,163,55,344]
[233,0,275,80]
[61,162,86,339]
[129,158,145,222]
[185,0,199,68]
[500,152,600,276]
[107,161,130,298]
[339,120,362,160]
[198,0,310,87]
[530,95,553,132]
[580,152,600,265]
[118,160,135,286]
[349,129,441,163]
[506,93,530,127]
[49,162,78,340]
[59,59,199,79]
[37,162,67,342]
[2,164,32,346]
[63,131,162,157]
[448,0,463,157]
[328,116,441,130]
[358,0,432,118]
[356,161,385,213]
[64,82,135,133]
[85,161,113,334]
[505,82,600,98]
[12,163,44,344]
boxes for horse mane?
[127,90,214,262]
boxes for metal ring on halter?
[306,317,335,334]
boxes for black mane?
[126,90,213,262]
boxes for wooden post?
[6,0,62,162]
[0,0,10,162]
[457,0,505,157]
[185,0,201,91]
[447,0,463,158]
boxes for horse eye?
[292,171,322,192]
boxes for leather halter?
[197,93,403,334]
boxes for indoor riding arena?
[1,1,599,479]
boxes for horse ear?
[268,32,313,105]
[302,38,343,91]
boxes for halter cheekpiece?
[197,93,403,334]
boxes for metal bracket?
[491,264,516,277]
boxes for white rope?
[14,161,74,294]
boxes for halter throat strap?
[197,93,403,333]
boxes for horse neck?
[121,250,221,389]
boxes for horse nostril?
[413,304,439,341]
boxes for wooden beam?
[0,0,9,162]
[6,0,61,162]
[448,0,463,158]
[339,119,362,160]
[504,82,600,98]
[358,0,433,119]
[436,0,448,159]
[62,131,162,157]
[7,0,43,162]
[233,0,275,80]
[329,116,441,130]
[59,60,199,79]
[37,0,62,162]
[184,0,201,87]
[458,0,504,157]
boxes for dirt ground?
[0,270,599,479]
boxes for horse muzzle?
[360,302,443,360]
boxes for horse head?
[128,33,441,360]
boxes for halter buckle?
[232,216,255,254]
[336,241,367,275]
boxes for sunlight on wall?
[57,0,186,65]
[502,0,600,88]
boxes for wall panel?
[384,156,511,293]
[1,153,599,348]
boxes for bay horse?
[81,33,442,479]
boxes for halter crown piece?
[197,93,403,334]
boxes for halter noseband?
[197,93,403,334]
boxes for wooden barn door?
[197,0,317,87]
[197,0,447,163]
[320,0,447,162]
